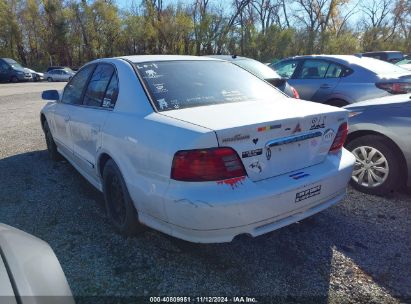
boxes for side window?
[83,64,114,107]
[273,60,298,78]
[102,73,119,108]
[325,63,344,78]
[0,62,9,71]
[296,60,329,79]
[62,65,95,105]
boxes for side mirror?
[42,90,59,101]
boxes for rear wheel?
[103,160,143,235]
[346,135,402,195]
[43,120,62,161]
[326,99,348,107]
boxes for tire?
[43,120,62,161]
[11,76,18,83]
[102,159,143,235]
[346,135,402,195]
[47,77,53,82]
[326,99,348,107]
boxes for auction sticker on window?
[295,185,321,203]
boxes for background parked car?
[26,68,44,81]
[208,55,300,98]
[45,68,75,82]
[270,55,411,106]
[360,51,404,63]
[0,58,32,82]
[47,66,75,73]
[396,59,411,71]
[0,223,74,303]
[344,95,411,195]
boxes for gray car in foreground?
[271,55,411,106]
[344,95,411,195]
[0,224,74,304]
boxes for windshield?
[233,59,281,80]
[396,59,411,65]
[11,63,23,69]
[135,60,284,111]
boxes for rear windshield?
[135,60,284,111]
[356,57,411,75]
[233,59,281,80]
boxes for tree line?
[0,0,410,70]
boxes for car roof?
[281,54,407,67]
[363,51,402,54]
[116,55,220,63]
[206,55,251,62]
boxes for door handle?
[320,84,331,89]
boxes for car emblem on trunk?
[252,138,258,145]
[266,147,272,160]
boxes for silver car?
[271,55,411,106]
[45,69,75,82]
[208,55,300,98]
[344,95,411,195]
[0,223,74,303]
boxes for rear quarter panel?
[348,103,411,185]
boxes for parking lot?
[0,82,410,303]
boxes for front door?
[0,61,10,82]
[55,64,96,157]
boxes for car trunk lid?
[162,99,348,181]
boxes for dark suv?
[361,51,404,63]
[0,58,32,82]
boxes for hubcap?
[351,146,389,188]
[108,175,127,225]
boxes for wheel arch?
[97,152,113,179]
[345,130,409,183]
[40,113,47,132]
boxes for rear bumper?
[139,149,355,243]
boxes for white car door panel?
[52,103,73,156]
[70,63,117,180]
[70,106,109,178]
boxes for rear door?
[287,59,341,102]
[69,63,118,179]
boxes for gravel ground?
[0,82,410,303]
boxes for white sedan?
[40,55,355,243]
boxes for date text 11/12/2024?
[149,296,258,303]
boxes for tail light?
[329,122,348,153]
[291,86,300,99]
[171,147,246,181]
[375,82,411,94]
